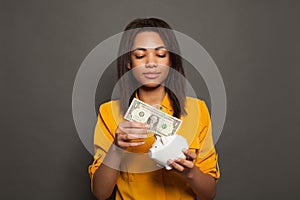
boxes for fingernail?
[145,124,150,128]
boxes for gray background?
[1,0,299,199]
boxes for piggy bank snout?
[148,149,154,158]
[148,141,162,158]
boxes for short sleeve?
[194,100,220,180]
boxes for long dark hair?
[117,18,186,118]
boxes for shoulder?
[98,99,122,125]
[98,100,121,120]
[185,96,209,112]
[98,99,120,114]
[185,96,210,123]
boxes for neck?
[138,85,166,106]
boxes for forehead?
[132,31,165,49]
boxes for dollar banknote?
[124,98,182,137]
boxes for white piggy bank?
[148,134,188,170]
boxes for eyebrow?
[132,46,167,51]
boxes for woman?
[89,18,220,200]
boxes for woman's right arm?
[92,121,149,200]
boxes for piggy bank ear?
[152,138,162,148]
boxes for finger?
[119,127,149,135]
[117,131,146,141]
[115,128,123,136]
[118,140,145,148]
[119,121,149,129]
[168,159,185,172]
[182,149,197,160]
[174,158,194,169]
[118,133,147,141]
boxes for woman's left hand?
[168,149,198,179]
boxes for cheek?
[131,60,142,68]
[157,55,170,67]
[162,68,170,79]
[131,55,146,68]
[132,67,144,80]
[164,54,171,66]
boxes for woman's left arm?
[168,149,216,200]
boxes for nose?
[145,52,157,68]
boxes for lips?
[143,72,161,79]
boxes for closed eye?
[135,55,145,59]
[157,54,166,58]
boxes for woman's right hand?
[114,121,149,149]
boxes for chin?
[141,82,163,89]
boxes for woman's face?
[130,31,170,88]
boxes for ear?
[127,63,131,69]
